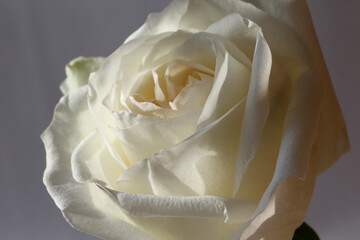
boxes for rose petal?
[71,130,122,189]
[170,72,213,111]
[165,57,213,100]
[233,32,271,195]
[235,58,290,202]
[60,56,104,95]
[244,0,350,173]
[129,0,308,79]
[42,87,153,239]
[197,42,251,129]
[96,185,253,240]
[125,0,224,42]
[98,184,256,220]
[232,147,317,240]
[205,13,258,62]
[232,68,323,238]
[117,98,246,197]
[65,204,156,240]
[139,31,192,71]
[113,109,201,166]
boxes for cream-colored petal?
[63,183,156,240]
[140,30,192,71]
[113,109,201,166]
[127,0,307,75]
[96,185,253,240]
[98,185,256,221]
[169,32,218,76]
[42,87,153,239]
[233,32,271,195]
[60,56,104,95]
[165,58,214,101]
[43,87,96,210]
[71,130,123,189]
[64,204,156,240]
[235,58,290,202]
[245,0,350,173]
[126,214,242,240]
[126,95,177,119]
[224,67,323,239]
[244,0,325,60]
[125,0,223,42]
[170,73,213,111]
[232,147,317,240]
[197,45,251,129]
[232,69,323,238]
[205,13,258,62]
[152,68,169,108]
[213,0,308,78]
[117,98,246,197]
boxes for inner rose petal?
[170,73,213,111]
[166,59,209,100]
[139,31,192,71]
[121,59,215,119]
[197,49,251,129]
[113,109,201,166]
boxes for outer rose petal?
[244,0,350,174]
[60,56,104,95]
[236,148,317,240]
[231,69,324,239]
[42,87,155,240]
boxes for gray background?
[0,0,358,239]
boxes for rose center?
[122,59,214,119]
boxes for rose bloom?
[42,0,349,239]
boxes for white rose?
[42,0,349,239]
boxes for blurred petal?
[60,57,104,95]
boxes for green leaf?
[292,222,320,240]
